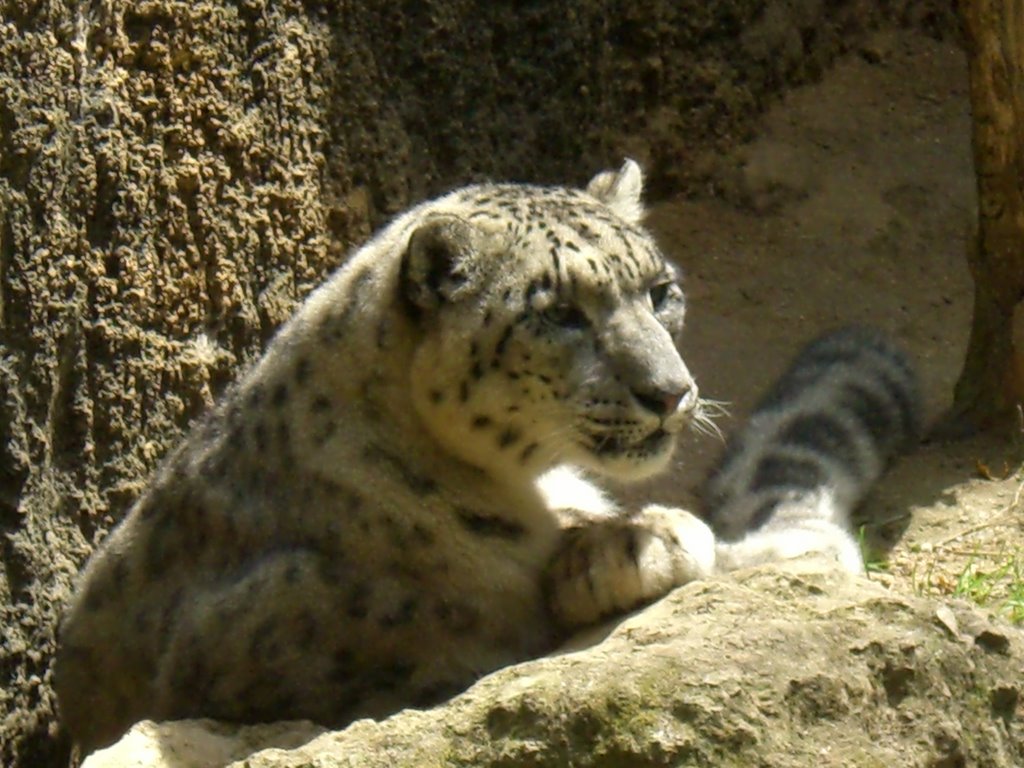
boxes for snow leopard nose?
[632,383,696,417]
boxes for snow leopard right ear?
[586,158,645,225]
[400,214,479,313]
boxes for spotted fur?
[55,160,716,754]
[704,327,921,574]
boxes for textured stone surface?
[81,720,324,768]
[83,561,1024,768]
[0,2,956,766]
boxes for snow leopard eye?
[649,281,673,311]
[542,303,589,330]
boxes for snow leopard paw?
[544,505,716,632]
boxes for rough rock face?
[1,1,956,766]
[83,560,1024,768]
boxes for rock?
[82,720,324,768]
[84,559,1024,768]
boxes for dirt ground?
[637,29,1024,618]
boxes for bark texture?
[952,0,1024,428]
[0,2,956,767]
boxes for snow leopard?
[54,160,718,754]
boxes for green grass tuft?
[857,525,890,575]
[952,554,1024,625]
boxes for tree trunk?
[950,0,1024,430]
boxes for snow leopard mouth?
[588,427,673,459]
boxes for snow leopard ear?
[585,158,645,225]
[400,214,479,313]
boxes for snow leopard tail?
[702,326,921,574]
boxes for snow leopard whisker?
[692,398,728,442]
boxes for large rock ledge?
[84,560,1023,768]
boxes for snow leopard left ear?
[586,158,645,225]
[400,213,479,313]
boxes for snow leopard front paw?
[544,505,716,632]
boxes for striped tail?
[702,327,921,574]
